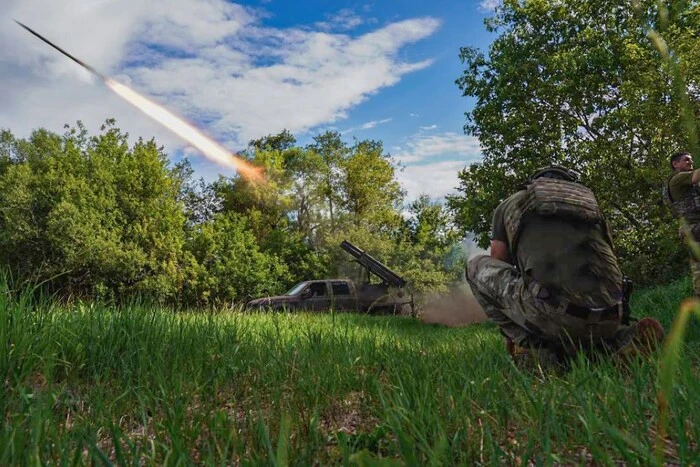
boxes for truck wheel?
[368,306,391,315]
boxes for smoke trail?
[105,79,263,182]
[16,20,263,183]
[420,283,487,327]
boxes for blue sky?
[1,0,499,201]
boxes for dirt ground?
[419,283,487,327]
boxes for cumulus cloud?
[362,118,392,129]
[315,9,369,31]
[0,0,440,176]
[397,160,467,201]
[419,124,437,130]
[392,132,483,201]
[479,0,502,12]
[394,132,482,164]
[342,117,392,134]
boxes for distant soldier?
[664,151,700,296]
[467,165,664,367]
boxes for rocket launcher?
[340,240,407,288]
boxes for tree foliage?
[0,123,463,305]
[340,139,405,229]
[448,0,700,284]
[0,121,185,301]
[183,212,288,306]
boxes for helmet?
[530,165,580,183]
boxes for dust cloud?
[419,283,487,327]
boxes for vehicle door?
[331,281,357,311]
[300,281,331,312]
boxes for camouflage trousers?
[466,255,625,351]
[684,222,700,296]
[689,257,700,297]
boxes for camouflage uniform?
[467,177,627,353]
[664,171,700,296]
[691,259,700,297]
[467,255,621,349]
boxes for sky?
[1,0,499,202]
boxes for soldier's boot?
[505,337,562,371]
[615,317,665,358]
[690,258,700,297]
[505,337,530,358]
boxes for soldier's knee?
[467,254,491,282]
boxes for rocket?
[14,20,265,182]
[14,20,106,80]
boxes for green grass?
[1,278,698,465]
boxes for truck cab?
[245,240,414,315]
[246,279,359,312]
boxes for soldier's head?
[530,165,580,183]
[670,152,693,171]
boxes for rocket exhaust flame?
[105,79,263,181]
[15,20,263,183]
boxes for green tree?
[448,0,700,284]
[212,139,329,289]
[261,225,330,288]
[0,121,186,301]
[173,158,221,226]
[183,212,288,305]
[0,130,17,177]
[407,195,458,255]
[405,195,466,288]
[306,131,349,231]
[214,147,294,243]
[325,224,455,294]
[340,139,405,230]
[283,147,326,243]
[248,129,297,152]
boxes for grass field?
[1,278,699,465]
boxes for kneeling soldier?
[467,166,664,366]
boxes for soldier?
[664,151,700,296]
[467,165,664,366]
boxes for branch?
[610,201,642,229]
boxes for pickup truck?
[245,278,412,314]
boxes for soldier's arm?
[692,169,700,184]
[671,170,699,188]
[490,239,510,263]
[490,201,511,263]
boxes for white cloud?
[419,124,437,130]
[394,132,482,164]
[392,132,483,201]
[479,0,501,12]
[362,118,392,130]
[348,117,391,132]
[397,160,467,201]
[340,117,392,134]
[0,1,440,176]
[409,113,419,117]
[315,9,367,31]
